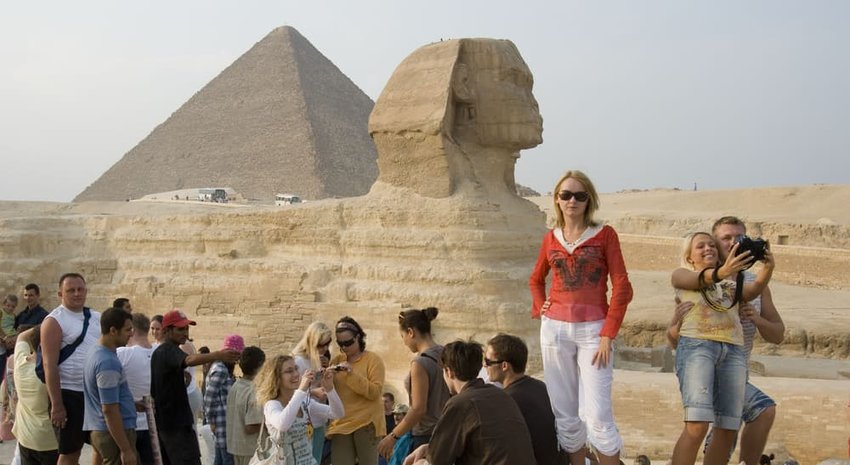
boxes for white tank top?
[46,305,102,391]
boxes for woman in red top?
[529,170,633,465]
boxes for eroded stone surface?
[370,39,542,199]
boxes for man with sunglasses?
[484,334,561,465]
[404,340,534,465]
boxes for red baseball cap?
[162,310,196,328]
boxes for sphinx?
[369,38,543,199]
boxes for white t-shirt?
[46,305,102,392]
[117,344,154,430]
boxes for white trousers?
[540,317,623,455]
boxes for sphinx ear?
[452,63,474,103]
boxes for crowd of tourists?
[0,170,790,465]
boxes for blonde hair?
[255,354,294,406]
[680,232,714,269]
[291,322,332,371]
[551,170,600,228]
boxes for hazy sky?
[2,1,848,202]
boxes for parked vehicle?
[275,193,302,206]
[199,188,228,203]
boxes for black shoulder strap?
[60,307,91,361]
[731,271,745,308]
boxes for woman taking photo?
[255,355,343,465]
[668,232,774,465]
[327,317,386,465]
[529,170,633,465]
[291,322,334,464]
[376,308,449,461]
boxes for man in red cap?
[150,310,240,465]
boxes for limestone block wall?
[0,187,547,386]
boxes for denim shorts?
[741,381,776,423]
[703,381,777,457]
[675,336,747,430]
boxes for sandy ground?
[0,421,214,465]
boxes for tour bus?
[275,193,302,206]
[198,188,228,203]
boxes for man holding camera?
[672,216,785,465]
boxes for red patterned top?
[529,225,633,338]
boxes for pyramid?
[75,26,378,202]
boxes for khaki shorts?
[90,429,137,465]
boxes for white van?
[275,193,302,206]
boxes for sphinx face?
[453,41,544,150]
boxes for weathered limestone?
[370,39,542,199]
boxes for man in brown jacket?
[404,340,536,465]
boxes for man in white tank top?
[40,273,102,465]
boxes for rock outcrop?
[75,26,378,202]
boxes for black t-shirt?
[14,305,48,330]
[151,341,193,429]
[385,414,396,435]
[504,376,561,465]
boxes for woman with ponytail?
[376,307,450,462]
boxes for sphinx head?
[369,38,543,198]
[450,40,543,150]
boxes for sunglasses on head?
[558,190,589,202]
[337,338,356,348]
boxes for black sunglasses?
[558,190,589,202]
[337,338,357,348]
[483,357,504,366]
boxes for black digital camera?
[735,235,768,261]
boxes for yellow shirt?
[327,351,386,437]
[12,340,58,451]
[676,282,744,346]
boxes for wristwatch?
[389,431,400,440]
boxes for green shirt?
[1,312,16,337]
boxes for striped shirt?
[741,270,763,361]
